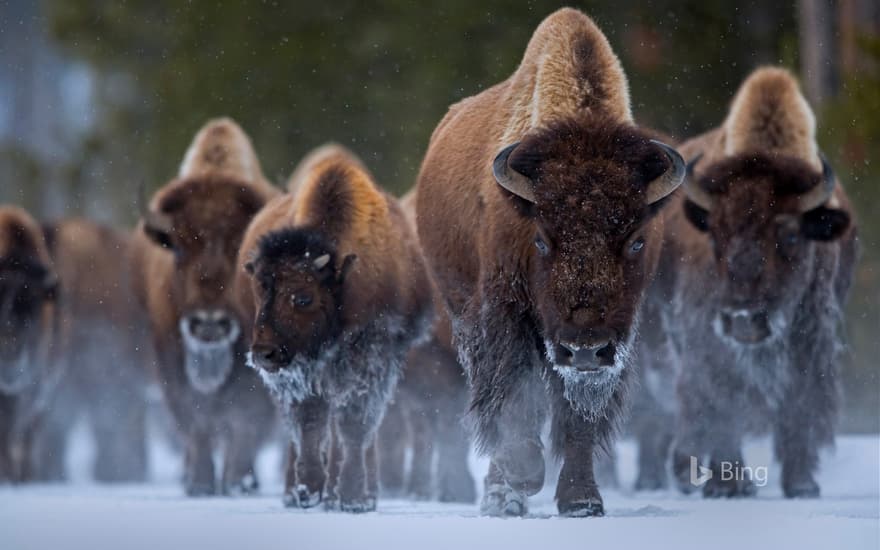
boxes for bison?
[0,206,59,483]
[377,190,476,503]
[236,145,432,512]
[642,67,857,498]
[414,8,685,516]
[35,219,151,482]
[130,118,278,496]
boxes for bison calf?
[646,68,857,498]
[0,206,59,483]
[237,145,431,512]
[131,118,278,496]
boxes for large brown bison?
[236,145,432,512]
[642,67,857,498]
[414,8,685,516]
[0,206,59,482]
[131,118,278,496]
[36,219,151,482]
[377,190,475,503]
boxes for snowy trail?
[1,435,877,550]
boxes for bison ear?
[801,207,850,241]
[143,211,175,249]
[337,254,357,284]
[683,199,710,232]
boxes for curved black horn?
[493,142,536,204]
[644,140,686,204]
[682,153,713,210]
[798,152,837,212]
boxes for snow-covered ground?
[1,428,877,550]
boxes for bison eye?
[628,236,645,256]
[292,293,313,308]
[534,235,550,256]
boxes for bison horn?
[493,142,536,204]
[797,153,836,212]
[313,254,331,270]
[143,210,173,234]
[644,140,686,204]
[682,153,714,211]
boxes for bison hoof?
[783,478,820,499]
[223,473,259,496]
[283,484,322,508]
[558,496,605,518]
[702,476,757,498]
[185,481,216,497]
[297,484,323,508]
[634,472,668,491]
[481,482,527,517]
[338,496,377,513]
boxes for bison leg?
[774,378,830,499]
[324,422,343,509]
[702,447,757,499]
[283,440,298,507]
[220,427,264,497]
[478,369,546,516]
[633,414,673,491]
[405,401,435,500]
[551,406,604,517]
[431,344,475,503]
[481,460,527,516]
[376,397,407,497]
[285,397,330,507]
[435,396,475,503]
[183,431,215,496]
[31,406,70,482]
[365,437,379,504]
[90,389,148,483]
[0,405,12,483]
[333,402,381,513]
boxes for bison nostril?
[594,342,616,366]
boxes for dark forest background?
[1,1,878,430]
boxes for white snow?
[1,429,877,550]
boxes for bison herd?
[0,8,857,517]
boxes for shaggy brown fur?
[36,219,152,482]
[236,145,431,512]
[0,206,58,483]
[641,67,857,498]
[377,190,476,503]
[415,8,682,517]
[130,118,278,496]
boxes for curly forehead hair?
[255,227,336,267]
[697,153,825,197]
[510,114,670,237]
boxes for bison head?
[142,176,265,393]
[0,253,56,394]
[243,228,356,377]
[493,117,684,396]
[683,153,850,345]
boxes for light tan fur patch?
[500,7,632,145]
[179,117,269,184]
[724,67,820,171]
